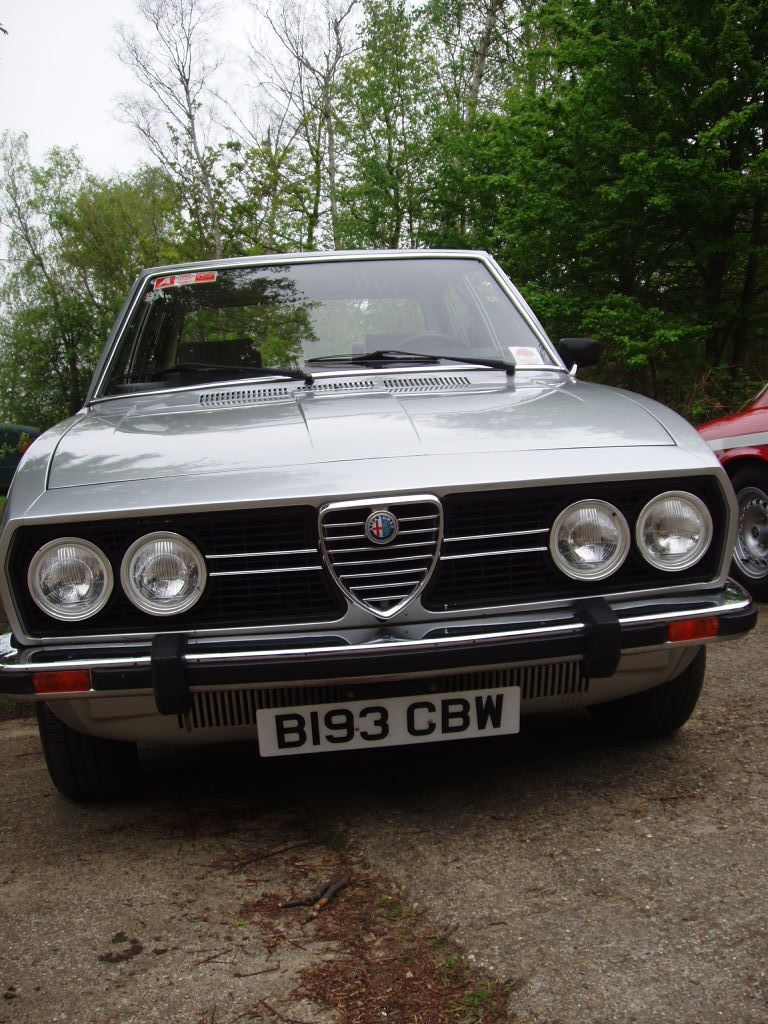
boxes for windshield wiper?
[148,362,314,385]
[306,349,515,375]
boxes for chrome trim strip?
[441,545,549,561]
[327,539,435,554]
[445,528,549,543]
[2,585,752,678]
[206,548,318,560]
[349,580,423,592]
[340,567,429,580]
[209,565,324,578]
[328,527,437,541]
[331,553,434,567]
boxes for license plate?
[256,687,520,757]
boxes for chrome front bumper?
[0,582,756,712]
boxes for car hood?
[48,376,676,489]
[698,405,768,442]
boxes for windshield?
[101,257,555,395]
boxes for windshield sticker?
[509,346,543,364]
[153,271,218,291]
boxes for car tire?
[729,464,768,600]
[589,648,706,739]
[35,702,139,802]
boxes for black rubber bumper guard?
[143,595,752,717]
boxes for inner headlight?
[121,532,206,616]
[28,539,113,621]
[636,491,712,571]
[550,500,630,581]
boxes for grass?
[456,980,501,1024]
[0,696,35,722]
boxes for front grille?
[11,507,345,637]
[320,497,442,617]
[10,475,727,637]
[177,661,588,730]
[423,477,728,611]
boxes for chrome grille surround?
[176,661,588,731]
[319,494,443,619]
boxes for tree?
[443,0,768,410]
[336,0,438,248]
[250,0,358,248]
[0,133,179,427]
[117,0,228,258]
[0,135,99,423]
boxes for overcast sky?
[0,0,252,176]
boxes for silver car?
[0,250,756,800]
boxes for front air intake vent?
[303,374,473,395]
[382,374,472,393]
[201,385,293,407]
[201,373,478,408]
[177,662,589,731]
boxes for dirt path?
[1,609,766,1023]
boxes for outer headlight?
[121,532,206,616]
[550,500,630,581]
[28,538,113,621]
[636,491,712,571]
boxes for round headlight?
[636,491,712,571]
[550,500,630,581]
[121,532,206,616]
[28,538,113,621]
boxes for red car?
[699,385,768,599]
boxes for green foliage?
[336,0,438,248]
[3,0,767,426]
[0,134,179,427]
[429,0,768,410]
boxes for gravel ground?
[0,608,766,1023]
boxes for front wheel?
[730,464,768,600]
[589,649,706,739]
[36,703,138,802]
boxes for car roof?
[139,249,492,277]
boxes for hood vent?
[201,384,293,407]
[201,373,474,408]
[382,374,472,393]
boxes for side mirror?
[558,337,601,368]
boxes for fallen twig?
[195,946,235,966]
[316,873,351,909]
[281,872,351,911]
[233,965,280,978]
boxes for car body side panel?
[698,401,768,467]
[715,446,768,470]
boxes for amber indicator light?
[32,670,92,694]
[668,617,720,643]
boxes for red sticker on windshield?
[153,271,218,290]
[509,346,543,364]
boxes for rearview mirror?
[558,338,601,368]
